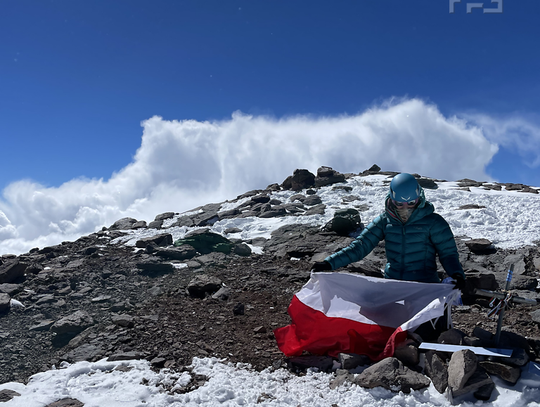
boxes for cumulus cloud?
[0,98,502,254]
[465,113,540,168]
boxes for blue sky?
[1,0,540,254]
[2,0,540,188]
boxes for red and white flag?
[274,272,459,361]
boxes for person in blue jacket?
[312,173,466,290]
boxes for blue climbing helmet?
[389,173,421,203]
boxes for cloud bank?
[0,98,509,254]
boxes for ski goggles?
[392,198,419,208]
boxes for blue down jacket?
[325,191,465,283]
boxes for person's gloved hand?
[311,261,332,272]
[451,274,466,291]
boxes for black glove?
[451,274,466,291]
[311,261,332,272]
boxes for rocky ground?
[1,167,539,395]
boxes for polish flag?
[274,272,459,361]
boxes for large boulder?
[174,229,233,254]
[354,357,430,393]
[136,256,175,274]
[187,275,222,298]
[324,208,361,236]
[465,239,497,254]
[154,212,175,221]
[109,217,139,230]
[448,349,477,393]
[0,259,27,284]
[314,166,346,187]
[155,245,197,261]
[424,351,448,394]
[50,311,94,335]
[135,233,173,248]
[282,169,316,191]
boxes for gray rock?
[259,207,287,218]
[354,357,430,393]
[62,343,103,363]
[303,195,322,206]
[155,245,197,261]
[195,252,228,266]
[45,398,84,407]
[438,328,466,345]
[29,320,55,331]
[132,220,147,229]
[325,208,361,236]
[304,204,326,216]
[473,382,495,401]
[0,292,10,312]
[457,179,484,188]
[314,166,346,187]
[424,351,448,394]
[465,271,498,291]
[0,259,27,284]
[154,212,175,221]
[176,229,233,254]
[417,178,438,189]
[233,302,244,315]
[150,357,167,368]
[186,260,202,269]
[393,343,419,366]
[224,227,242,234]
[479,361,521,384]
[452,367,493,398]
[465,239,496,254]
[530,309,540,324]
[36,294,56,305]
[136,233,173,248]
[448,349,477,392]
[282,169,315,191]
[289,194,306,202]
[81,246,99,256]
[148,220,163,229]
[91,295,112,303]
[109,217,139,230]
[463,336,483,347]
[111,314,135,328]
[218,208,241,220]
[472,326,494,346]
[329,369,354,389]
[187,275,222,298]
[458,204,486,210]
[51,311,94,335]
[492,348,529,367]
[107,351,146,361]
[0,389,21,402]
[0,283,21,295]
[338,353,370,370]
[287,355,334,373]
[148,286,163,296]
[250,195,270,204]
[233,243,252,256]
[212,286,231,301]
[136,256,174,274]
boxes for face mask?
[396,207,414,223]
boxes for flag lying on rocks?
[274,272,460,361]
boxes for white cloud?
[465,113,540,168]
[0,98,501,254]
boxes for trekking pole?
[494,264,514,347]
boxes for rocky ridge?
[0,166,539,404]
